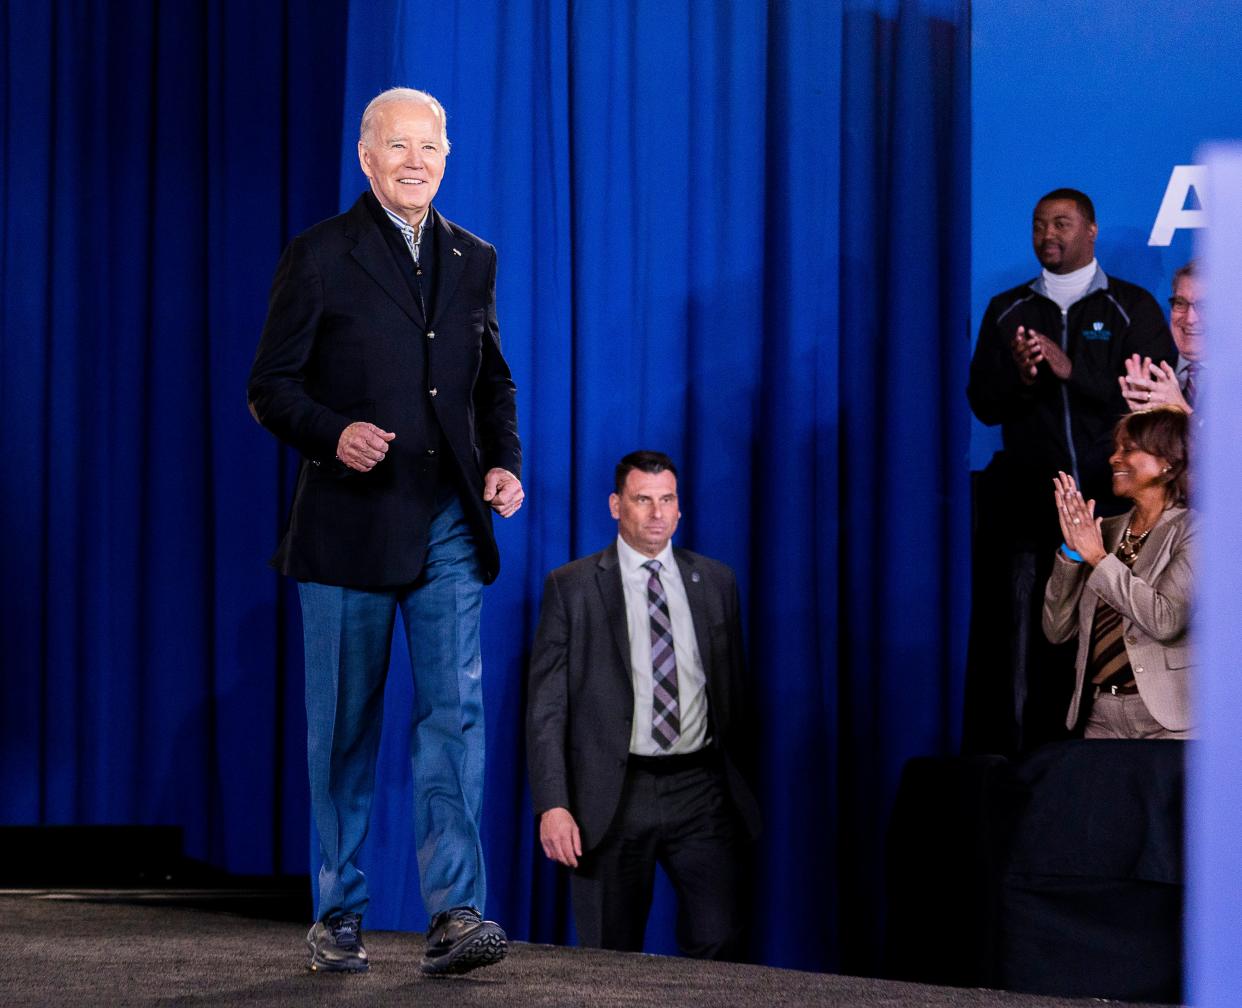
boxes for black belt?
[1095,683,1140,697]
[627,748,718,774]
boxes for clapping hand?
[1119,354,1190,413]
[1012,326,1072,383]
[1011,327,1042,384]
[1054,470,1106,566]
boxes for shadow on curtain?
[2,0,969,975]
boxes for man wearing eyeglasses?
[1120,260,1203,414]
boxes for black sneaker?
[420,906,507,976]
[306,912,369,973]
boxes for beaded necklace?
[1116,522,1152,565]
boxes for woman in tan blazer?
[1042,406,1193,738]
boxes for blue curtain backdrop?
[1,0,349,876]
[2,0,969,974]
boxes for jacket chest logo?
[1082,321,1111,341]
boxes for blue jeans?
[298,496,486,921]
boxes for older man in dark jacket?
[249,87,521,977]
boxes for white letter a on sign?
[1149,165,1209,246]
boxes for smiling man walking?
[248,88,522,976]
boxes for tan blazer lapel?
[1128,507,1185,582]
[1102,516,1125,555]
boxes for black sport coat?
[967,271,1173,516]
[526,543,761,852]
[248,193,521,587]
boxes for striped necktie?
[644,559,680,750]
[1182,362,1199,408]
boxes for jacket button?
[1134,665,1144,674]
[1126,634,1137,645]
[426,448,437,457]
[429,387,438,397]
[427,330,435,339]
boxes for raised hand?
[1053,470,1106,566]
[1119,354,1190,413]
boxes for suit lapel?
[346,196,425,327]
[675,550,713,682]
[430,212,467,328]
[676,550,730,746]
[596,546,633,680]
[1102,516,1125,555]
[1128,506,1185,581]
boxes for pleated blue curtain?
[339,0,970,972]
[2,0,969,974]
[1,0,349,873]
[835,1,973,964]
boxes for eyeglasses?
[1168,296,1204,315]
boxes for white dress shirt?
[615,536,710,756]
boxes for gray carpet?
[0,891,1168,1007]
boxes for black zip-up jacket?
[968,267,1174,518]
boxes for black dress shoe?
[420,906,507,976]
[306,912,369,973]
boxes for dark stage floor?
[1,890,1170,1007]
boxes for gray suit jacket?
[1042,507,1195,732]
[526,543,761,852]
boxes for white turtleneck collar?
[1041,258,1099,311]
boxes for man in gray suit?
[526,450,760,959]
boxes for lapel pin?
[452,247,462,256]
[691,571,701,583]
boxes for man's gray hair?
[359,88,451,153]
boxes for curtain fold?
[2,0,349,874]
[337,0,970,973]
[836,0,972,967]
[2,0,969,973]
